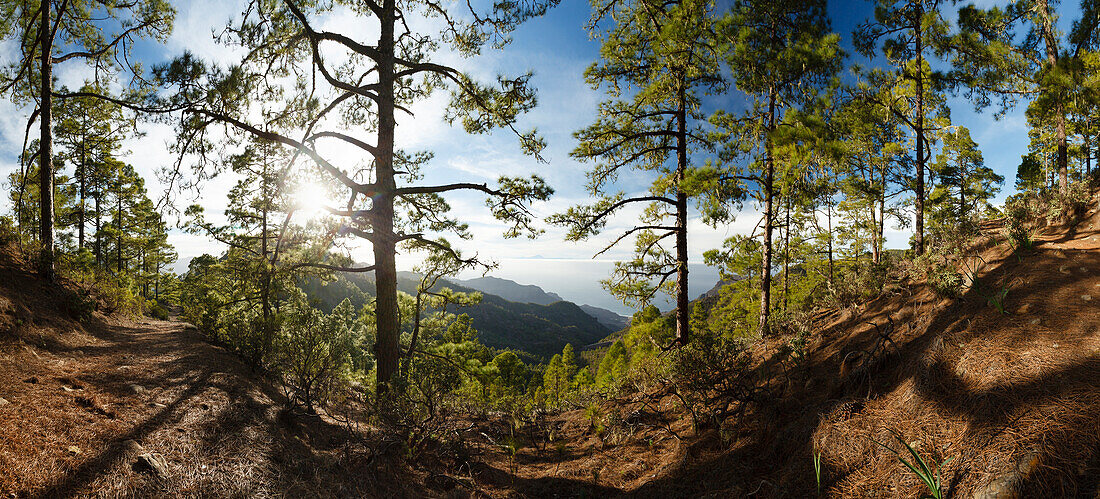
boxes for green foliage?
[596,340,629,389]
[1015,153,1044,193]
[919,255,964,299]
[276,299,365,412]
[0,216,16,247]
[873,429,953,499]
[1003,194,1038,254]
[813,449,824,496]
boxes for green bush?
[147,301,170,320]
[928,264,963,298]
[275,299,362,412]
[1048,180,1091,225]
[0,216,17,247]
[1003,197,1035,254]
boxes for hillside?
[0,250,435,497]
[450,276,565,305]
[299,271,611,358]
[452,276,630,331]
[462,196,1100,497]
[5,198,1100,497]
[578,304,630,330]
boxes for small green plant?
[960,256,1012,314]
[813,449,823,496]
[986,285,1009,314]
[929,265,964,298]
[584,401,603,433]
[873,430,953,499]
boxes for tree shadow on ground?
[629,236,1100,496]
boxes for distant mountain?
[578,304,629,330]
[299,272,611,359]
[451,276,629,331]
[698,276,746,300]
[449,276,564,305]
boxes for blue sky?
[0,0,1074,315]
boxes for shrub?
[147,301,169,321]
[1048,180,1091,225]
[915,254,963,298]
[275,300,362,412]
[928,264,964,298]
[0,216,17,247]
[667,325,755,430]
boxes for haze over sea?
[454,258,721,316]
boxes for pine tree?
[833,90,906,266]
[548,0,729,345]
[855,0,953,256]
[929,126,1003,238]
[53,83,135,253]
[712,0,841,335]
[154,0,556,390]
[0,0,174,279]
[951,0,1100,195]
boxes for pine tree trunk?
[783,193,790,311]
[373,0,400,391]
[1034,0,1067,193]
[879,165,886,262]
[826,200,834,287]
[1086,124,1092,177]
[674,83,690,345]
[95,188,102,265]
[914,2,926,256]
[260,161,272,368]
[117,185,123,273]
[870,203,880,265]
[758,90,776,336]
[38,0,55,280]
[78,135,86,250]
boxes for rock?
[0,397,9,406]
[68,445,82,455]
[1029,318,1041,326]
[972,452,1041,499]
[61,386,76,392]
[1083,294,1093,301]
[127,384,146,394]
[133,452,169,477]
[120,439,144,454]
[973,472,1023,499]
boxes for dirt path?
[0,309,394,498]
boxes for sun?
[293,181,332,222]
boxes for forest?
[1,0,1100,496]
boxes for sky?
[0,0,1075,315]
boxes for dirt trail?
[0,253,416,498]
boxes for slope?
[450,276,565,305]
[449,275,630,331]
[463,194,1100,498]
[0,249,433,497]
[300,272,611,358]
